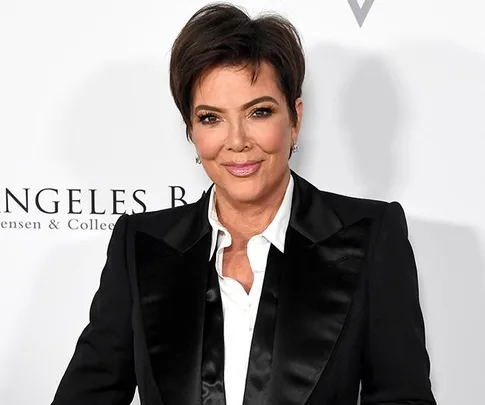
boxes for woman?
[51,3,436,405]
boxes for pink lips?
[223,162,261,177]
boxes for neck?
[214,170,290,248]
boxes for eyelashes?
[196,112,218,124]
[251,106,275,118]
[196,106,275,125]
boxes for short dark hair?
[169,2,305,138]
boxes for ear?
[291,97,303,145]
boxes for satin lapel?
[136,231,211,405]
[265,172,371,405]
[135,191,213,405]
[242,244,284,405]
[201,254,226,405]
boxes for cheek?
[255,120,292,154]
[192,130,223,160]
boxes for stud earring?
[195,155,201,164]
[292,143,299,153]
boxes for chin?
[221,179,268,204]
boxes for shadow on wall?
[410,219,485,405]
[291,43,408,199]
[55,59,205,188]
[296,41,485,405]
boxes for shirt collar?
[207,174,294,259]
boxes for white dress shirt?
[207,175,294,405]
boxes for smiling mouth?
[223,162,261,177]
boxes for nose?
[225,121,248,152]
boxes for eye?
[197,113,219,125]
[251,106,274,118]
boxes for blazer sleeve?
[51,214,136,405]
[360,202,437,405]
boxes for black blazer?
[51,171,436,405]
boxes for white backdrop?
[1,1,484,404]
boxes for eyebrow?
[194,96,279,114]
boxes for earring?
[292,143,299,153]
[195,155,201,164]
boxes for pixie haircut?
[169,2,305,138]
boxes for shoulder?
[320,191,411,251]
[124,199,204,239]
[321,189,389,221]
[289,171,410,247]
[321,189,407,232]
[293,171,396,226]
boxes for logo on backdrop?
[348,0,375,27]
[0,186,197,232]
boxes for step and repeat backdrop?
[1,1,484,404]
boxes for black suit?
[51,171,436,405]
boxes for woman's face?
[190,61,303,205]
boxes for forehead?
[192,61,282,105]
